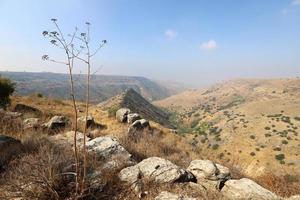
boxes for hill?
[98,88,173,128]
[154,78,300,177]
[0,71,178,102]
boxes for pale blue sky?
[0,0,300,86]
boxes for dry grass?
[1,96,300,199]
[254,172,300,198]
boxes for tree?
[42,19,106,197]
[0,76,15,109]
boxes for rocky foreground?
[1,105,300,199]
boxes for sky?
[0,0,300,87]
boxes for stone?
[155,191,197,200]
[23,118,40,129]
[77,115,103,129]
[43,115,68,131]
[0,135,23,170]
[187,160,230,190]
[86,136,134,169]
[13,103,42,116]
[116,108,131,123]
[119,157,194,192]
[222,178,280,200]
[127,113,141,124]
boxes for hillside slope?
[155,78,300,177]
[0,71,176,102]
[98,88,173,128]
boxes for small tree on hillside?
[0,76,15,109]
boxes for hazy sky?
[0,0,300,86]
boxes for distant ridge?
[98,88,174,128]
[0,71,179,102]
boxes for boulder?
[13,103,42,117]
[128,119,151,138]
[0,135,23,170]
[222,178,280,200]
[2,111,22,120]
[77,115,104,129]
[116,108,131,123]
[86,136,134,169]
[187,160,230,190]
[127,113,141,124]
[155,191,197,200]
[23,118,40,129]
[119,157,194,192]
[43,115,68,131]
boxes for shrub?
[282,140,288,145]
[275,154,285,161]
[250,152,256,156]
[0,76,15,109]
[211,144,219,150]
[265,133,272,137]
[250,135,256,139]
[265,127,271,130]
[36,93,43,98]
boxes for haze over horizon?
[1,0,300,86]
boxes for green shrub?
[282,140,288,145]
[249,135,255,139]
[275,154,285,161]
[0,76,15,109]
[36,93,43,98]
[265,133,271,137]
[211,144,219,150]
[250,152,256,156]
[264,127,271,130]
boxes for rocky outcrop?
[187,160,230,190]
[222,178,280,200]
[119,157,195,192]
[13,103,42,117]
[155,191,197,200]
[43,115,68,131]
[86,136,134,169]
[127,113,141,124]
[0,135,23,170]
[23,118,40,129]
[77,115,104,129]
[116,108,131,123]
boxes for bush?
[250,152,256,156]
[250,135,256,139]
[275,154,285,161]
[0,76,15,109]
[211,144,219,150]
[36,93,43,98]
[282,140,288,145]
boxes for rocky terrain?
[0,71,179,102]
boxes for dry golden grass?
[1,95,300,199]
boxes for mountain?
[98,88,173,128]
[0,71,178,103]
[154,78,300,176]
